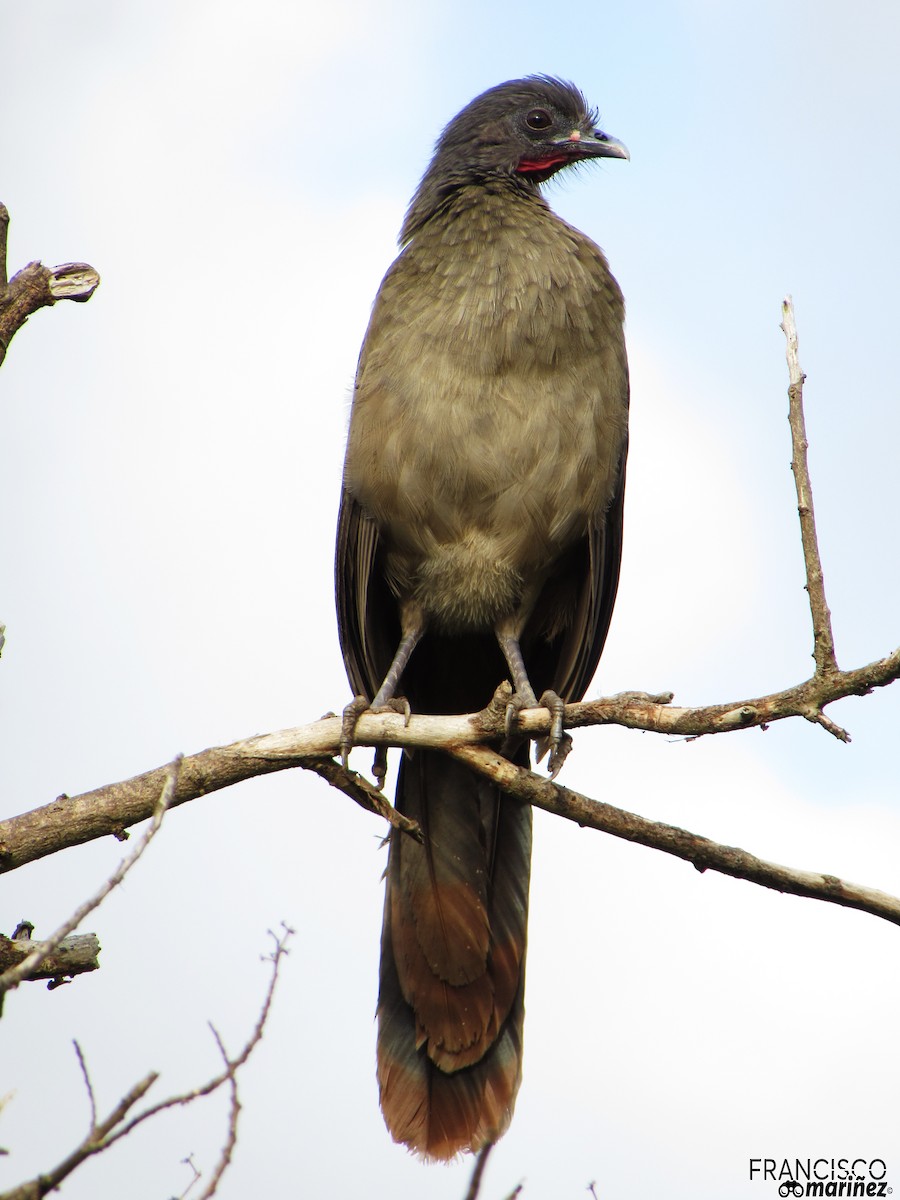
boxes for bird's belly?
[347,357,625,630]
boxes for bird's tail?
[376,748,532,1160]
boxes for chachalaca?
[335,74,629,1159]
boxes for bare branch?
[463,1142,495,1200]
[0,1072,159,1200]
[198,1025,240,1200]
[0,204,8,296]
[449,744,900,928]
[73,1040,97,1130]
[0,204,100,369]
[0,932,100,984]
[782,296,839,677]
[0,757,181,998]
[103,925,291,1150]
[0,928,290,1200]
[2,638,898,879]
[177,1156,202,1200]
[304,756,423,841]
[0,301,893,950]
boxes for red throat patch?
[515,153,568,174]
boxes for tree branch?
[463,1142,495,1200]
[0,758,180,999]
[0,1072,159,1200]
[782,295,838,677]
[0,202,100,369]
[0,928,291,1200]
[2,639,897,878]
[0,933,100,985]
[0,301,894,945]
[449,744,900,928]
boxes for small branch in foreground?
[101,926,291,1154]
[0,1072,159,1200]
[73,1040,98,1129]
[464,1142,495,1200]
[0,927,291,1200]
[0,757,180,999]
[198,1026,240,1200]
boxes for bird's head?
[438,75,628,182]
[401,76,628,242]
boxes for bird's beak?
[557,128,630,162]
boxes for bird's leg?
[495,626,572,779]
[340,603,425,779]
[371,622,422,710]
[537,690,573,778]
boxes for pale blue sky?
[1,2,899,1198]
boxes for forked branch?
[0,928,291,1200]
[0,301,895,939]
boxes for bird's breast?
[344,187,628,628]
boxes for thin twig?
[0,757,182,997]
[73,1041,97,1130]
[304,757,423,841]
[0,928,290,1200]
[198,1026,240,1200]
[781,296,838,676]
[177,1155,201,1200]
[103,925,291,1150]
[464,1142,495,1200]
[0,1072,160,1200]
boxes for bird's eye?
[525,108,553,131]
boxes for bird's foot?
[371,745,389,791]
[339,695,411,787]
[504,688,572,778]
[536,690,572,779]
[504,691,532,739]
[340,696,370,768]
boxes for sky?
[1,2,899,1198]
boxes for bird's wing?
[520,429,627,707]
[568,444,627,703]
[335,488,399,701]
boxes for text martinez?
[750,1160,890,1198]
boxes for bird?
[335,75,629,1160]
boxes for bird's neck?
[400,170,542,245]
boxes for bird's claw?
[339,696,411,787]
[537,690,571,779]
[505,687,572,776]
[385,696,412,726]
[504,692,530,738]
[340,696,370,769]
[372,746,389,791]
[539,689,566,748]
[546,730,573,779]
